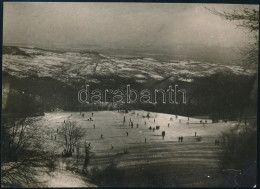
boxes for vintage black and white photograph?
[1,2,258,187]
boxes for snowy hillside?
[3,46,255,84]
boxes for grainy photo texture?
[1,2,258,187]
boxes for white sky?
[3,3,258,50]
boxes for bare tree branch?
[206,7,259,67]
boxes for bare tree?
[2,115,46,162]
[59,121,85,157]
[206,7,259,68]
[207,7,259,120]
[1,115,48,187]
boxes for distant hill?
[2,46,255,85]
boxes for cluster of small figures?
[149,126,156,132]
[80,112,94,121]
[124,117,140,128]
[126,114,168,141]
[178,136,184,142]
[170,115,208,126]
[200,120,207,125]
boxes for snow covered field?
[41,110,233,152]
[35,110,236,187]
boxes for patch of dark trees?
[2,71,257,121]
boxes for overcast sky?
[3,3,258,50]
